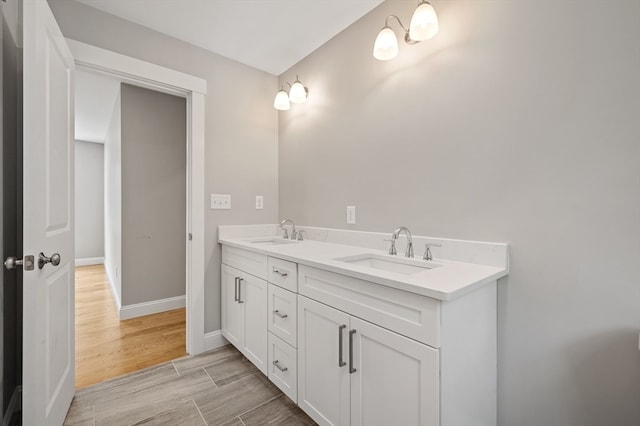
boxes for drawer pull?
[273,310,288,319]
[272,267,288,277]
[273,360,288,372]
[349,329,357,374]
[238,278,244,304]
[234,277,239,302]
[338,324,346,367]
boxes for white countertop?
[218,231,508,301]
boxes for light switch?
[347,206,356,224]
[211,194,231,210]
[256,195,264,210]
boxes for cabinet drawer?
[298,265,441,348]
[268,284,297,347]
[222,246,268,280]
[268,332,298,403]
[268,257,298,292]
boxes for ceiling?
[75,70,120,143]
[75,0,385,76]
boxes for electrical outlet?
[210,194,231,210]
[347,206,356,224]
[255,195,264,210]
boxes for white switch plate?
[211,194,231,210]
[255,195,264,210]
[347,206,356,224]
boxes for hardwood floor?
[75,264,187,389]
[64,345,315,425]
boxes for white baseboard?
[75,256,104,266]
[120,295,186,320]
[104,261,121,310]
[203,330,228,352]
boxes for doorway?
[74,69,189,387]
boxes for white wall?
[74,140,104,261]
[103,90,121,305]
[278,1,640,425]
[49,0,279,331]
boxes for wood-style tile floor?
[64,345,316,425]
[75,264,187,389]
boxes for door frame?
[68,39,207,355]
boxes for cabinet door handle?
[273,360,288,372]
[272,267,288,277]
[234,277,239,302]
[273,310,288,319]
[238,278,244,303]
[349,329,357,374]
[338,324,347,367]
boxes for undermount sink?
[247,237,300,246]
[335,253,438,275]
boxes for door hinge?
[188,233,193,241]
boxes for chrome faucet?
[279,219,297,240]
[390,226,414,258]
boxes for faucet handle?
[296,230,306,241]
[280,227,289,239]
[384,239,397,256]
[423,243,442,261]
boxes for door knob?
[38,252,61,269]
[4,255,35,271]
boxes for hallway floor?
[64,345,315,425]
[75,264,187,388]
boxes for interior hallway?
[75,264,187,388]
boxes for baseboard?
[75,256,104,266]
[3,385,21,426]
[103,261,121,310]
[203,330,228,352]
[120,295,186,320]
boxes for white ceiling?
[74,0,385,76]
[75,70,120,143]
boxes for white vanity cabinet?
[221,248,268,374]
[297,294,439,426]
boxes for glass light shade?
[409,1,439,41]
[273,90,290,110]
[289,81,307,103]
[373,26,398,61]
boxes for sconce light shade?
[409,1,439,41]
[273,89,290,110]
[289,80,308,103]
[373,26,398,61]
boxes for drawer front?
[298,265,441,348]
[268,284,297,347]
[268,257,298,292]
[268,332,298,403]
[222,246,268,280]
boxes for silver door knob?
[4,257,23,270]
[38,252,61,269]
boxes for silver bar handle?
[272,267,288,277]
[349,329,357,374]
[238,278,244,303]
[338,324,346,367]
[273,310,288,319]
[273,360,288,372]
[234,277,239,302]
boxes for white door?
[221,265,243,348]
[297,296,350,426]
[241,273,267,374]
[22,1,75,424]
[350,317,440,426]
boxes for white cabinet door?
[241,273,268,373]
[350,317,439,426]
[298,296,350,426]
[221,265,243,348]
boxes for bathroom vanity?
[219,225,508,426]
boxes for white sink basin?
[335,253,438,275]
[247,237,300,246]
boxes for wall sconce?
[274,75,309,111]
[373,0,439,61]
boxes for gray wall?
[74,140,104,260]
[120,83,186,305]
[49,0,279,330]
[278,1,640,425]
[104,91,121,303]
